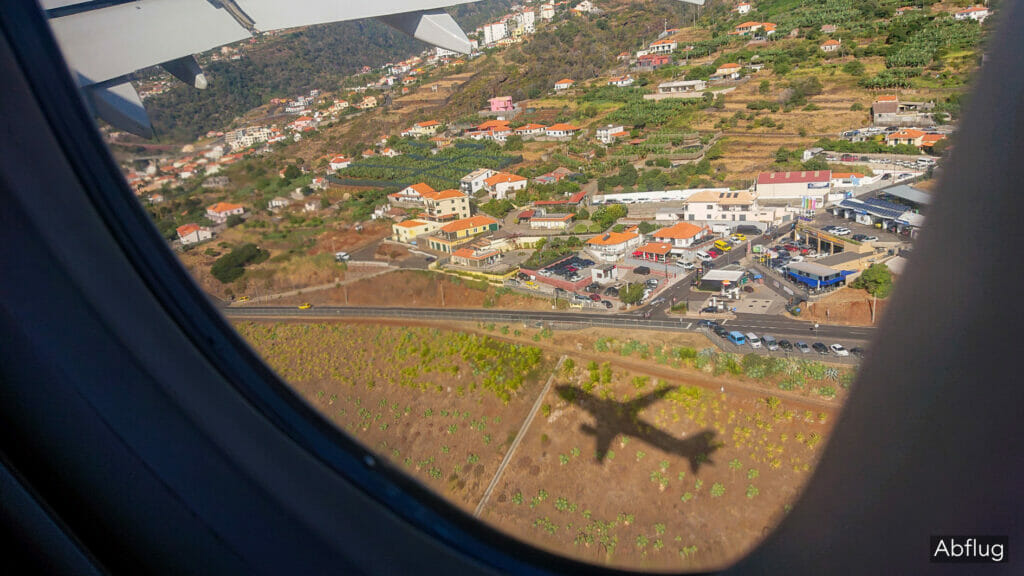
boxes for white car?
[830,344,850,356]
[676,260,696,270]
[832,227,851,236]
[695,251,712,262]
[789,255,804,263]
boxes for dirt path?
[474,355,567,518]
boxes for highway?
[223,304,877,343]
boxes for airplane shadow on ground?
[554,385,719,473]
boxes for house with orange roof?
[421,189,471,221]
[585,230,643,262]
[329,156,351,171]
[205,202,244,224]
[596,124,629,145]
[176,223,212,245]
[607,75,634,87]
[478,119,511,131]
[682,190,783,227]
[830,172,867,187]
[391,219,441,243]
[885,129,927,147]
[955,5,989,22]
[484,172,528,200]
[380,147,402,157]
[451,247,501,269]
[650,221,708,252]
[426,215,500,253]
[514,123,547,138]
[460,168,496,194]
[404,120,442,137]
[388,182,436,205]
[714,63,742,79]
[648,39,677,54]
[554,78,575,91]
[635,242,672,263]
[920,133,945,150]
[820,38,841,53]
[734,21,763,34]
[546,123,582,139]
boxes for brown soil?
[273,269,554,311]
[801,288,888,326]
[308,220,389,256]
[235,319,842,572]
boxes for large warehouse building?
[753,171,832,202]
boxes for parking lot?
[696,321,864,366]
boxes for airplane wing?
[624,386,675,414]
[41,0,479,136]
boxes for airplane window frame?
[3,0,1020,574]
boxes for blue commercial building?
[785,261,852,289]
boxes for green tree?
[504,135,524,151]
[282,164,301,180]
[226,214,244,228]
[758,80,770,95]
[210,243,268,284]
[619,283,645,305]
[851,264,893,298]
[842,60,865,76]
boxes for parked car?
[789,255,804,263]
[830,344,850,356]
[585,282,600,293]
[778,339,793,351]
[746,333,762,348]
[812,342,829,355]
[795,341,811,354]
[601,300,613,309]
[697,319,718,329]
[849,347,865,358]
[603,286,619,297]
[298,303,312,310]
[701,306,718,313]
[650,297,666,306]
[762,335,779,351]
[832,227,851,236]
[695,251,712,262]
[634,266,651,275]
[707,248,722,258]
[645,278,659,287]
[713,325,729,338]
[852,233,868,241]
[861,235,879,242]
[589,293,602,301]
[676,260,695,270]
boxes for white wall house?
[460,168,496,194]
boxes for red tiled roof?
[177,223,200,237]
[404,182,436,195]
[484,172,527,186]
[652,222,705,240]
[207,202,243,213]
[547,123,581,131]
[639,242,672,255]
[440,215,498,233]
[586,231,638,246]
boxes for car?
[676,260,695,270]
[697,319,718,329]
[701,306,718,313]
[634,266,650,275]
[588,293,602,302]
[707,248,722,259]
[645,278,659,287]
[812,342,829,355]
[601,300,613,309]
[424,256,436,263]
[713,325,729,338]
[778,339,793,351]
[789,255,804,263]
[334,251,350,262]
[881,173,892,180]
[852,233,868,242]
[783,244,800,252]
[734,225,762,235]
[795,341,811,354]
[832,227,851,236]
[236,296,250,303]
[822,225,837,232]
[830,344,850,356]
[298,303,312,310]
[730,233,746,243]
[584,282,600,293]
[650,297,666,306]
[861,235,879,242]
[538,269,552,277]
[631,250,644,257]
[695,251,712,262]
[849,347,865,358]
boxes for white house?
[820,39,841,53]
[545,123,582,138]
[554,78,575,91]
[460,168,496,194]
[539,3,555,20]
[955,5,989,22]
[585,228,643,262]
[205,202,244,224]
[514,123,547,138]
[608,75,634,87]
[329,156,351,171]
[714,63,742,79]
[596,124,629,145]
[736,2,752,15]
[573,1,596,13]
[648,39,677,54]
[482,21,508,45]
[388,182,435,205]
[484,172,528,200]
[176,223,212,245]
[268,196,290,210]
[682,190,780,225]
[529,213,575,230]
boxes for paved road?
[223,304,875,343]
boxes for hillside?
[143,1,515,142]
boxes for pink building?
[488,96,514,112]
